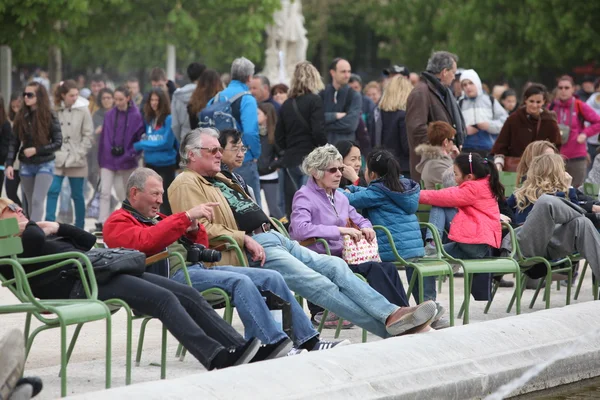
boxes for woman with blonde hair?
[373,75,413,176]
[364,81,382,105]
[275,61,327,215]
[516,140,559,183]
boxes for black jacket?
[275,93,327,168]
[380,109,410,174]
[6,110,62,166]
[0,121,12,166]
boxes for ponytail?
[454,153,505,201]
[366,148,404,193]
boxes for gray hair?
[179,127,220,167]
[425,51,459,75]
[126,167,162,197]
[231,57,255,83]
[349,74,362,85]
[301,144,343,180]
[253,74,270,89]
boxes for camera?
[111,146,125,156]
[187,244,222,264]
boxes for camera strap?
[111,106,130,149]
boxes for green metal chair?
[373,224,455,326]
[0,218,113,397]
[499,171,518,196]
[583,182,600,198]
[438,222,522,325]
[573,258,599,301]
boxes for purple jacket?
[289,177,371,257]
[98,102,144,170]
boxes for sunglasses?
[324,166,345,174]
[557,86,571,90]
[1,203,21,217]
[224,146,248,154]
[23,92,36,99]
[200,147,224,155]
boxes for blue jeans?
[444,242,492,301]
[236,161,262,208]
[46,176,85,228]
[251,231,399,338]
[171,264,318,346]
[426,206,457,241]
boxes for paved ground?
[0,216,596,399]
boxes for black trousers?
[71,272,245,368]
[3,169,22,207]
[146,164,176,215]
[308,261,410,317]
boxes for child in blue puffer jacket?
[343,149,441,311]
[135,88,178,214]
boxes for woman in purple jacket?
[97,86,144,227]
[289,144,412,328]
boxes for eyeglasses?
[199,147,224,155]
[323,166,345,174]
[1,203,21,217]
[557,86,571,90]
[225,146,248,154]
[23,92,36,99]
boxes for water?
[513,376,600,399]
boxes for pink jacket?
[419,177,501,248]
[552,97,600,159]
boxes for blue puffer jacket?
[343,178,424,261]
[134,115,178,167]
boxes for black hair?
[329,57,347,72]
[90,73,106,83]
[218,129,242,149]
[187,62,206,82]
[114,85,130,98]
[500,89,517,101]
[335,140,359,159]
[454,153,505,201]
[366,149,404,193]
[522,83,547,103]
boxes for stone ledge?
[70,301,600,400]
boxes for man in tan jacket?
[169,128,437,338]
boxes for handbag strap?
[292,99,311,131]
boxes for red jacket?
[103,208,208,257]
[419,177,501,248]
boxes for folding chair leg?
[317,310,329,333]
[484,281,500,314]
[529,277,545,309]
[508,274,527,313]
[462,274,473,325]
[566,269,572,306]
[60,322,68,398]
[362,329,367,343]
[574,261,588,300]
[105,313,112,389]
[160,325,167,379]
[136,318,152,367]
[334,318,343,339]
[180,348,188,362]
[448,271,455,327]
[544,274,552,309]
[60,323,84,378]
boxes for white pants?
[98,168,135,222]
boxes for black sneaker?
[209,338,261,370]
[311,339,351,351]
[250,337,293,363]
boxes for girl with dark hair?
[335,140,367,188]
[5,93,22,207]
[5,81,62,222]
[343,149,447,327]
[46,80,93,229]
[187,69,224,131]
[97,86,144,228]
[419,153,505,300]
[500,89,518,114]
[135,88,177,215]
[492,83,561,172]
[257,102,284,219]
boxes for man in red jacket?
[104,167,348,357]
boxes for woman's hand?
[95,125,102,134]
[495,163,503,171]
[499,214,512,223]
[466,126,478,135]
[5,166,14,180]
[577,133,587,144]
[361,227,376,243]
[342,166,359,184]
[37,221,59,236]
[449,145,460,158]
[564,172,573,187]
[339,227,362,242]
[476,121,490,131]
[23,147,37,158]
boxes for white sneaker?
[312,339,351,351]
[287,347,309,356]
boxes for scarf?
[121,199,160,225]
[422,71,466,147]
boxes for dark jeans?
[4,169,22,207]
[444,242,492,301]
[146,164,176,215]
[70,272,245,369]
[307,261,409,317]
[283,165,307,217]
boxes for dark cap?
[383,65,410,77]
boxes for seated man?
[218,129,251,195]
[104,168,346,357]
[169,128,438,338]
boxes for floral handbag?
[341,220,381,265]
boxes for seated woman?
[289,145,435,332]
[343,149,447,328]
[0,198,268,371]
[335,140,367,189]
[516,140,559,184]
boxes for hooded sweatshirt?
[171,83,196,142]
[552,96,600,159]
[585,92,600,145]
[134,114,178,167]
[459,69,508,151]
[98,101,144,171]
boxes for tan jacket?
[415,144,454,190]
[168,169,249,267]
[55,97,94,177]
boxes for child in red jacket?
[419,153,504,300]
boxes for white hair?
[301,144,343,180]
[426,51,459,75]
[231,57,255,83]
[179,128,220,167]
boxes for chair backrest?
[0,218,23,257]
[416,203,432,223]
[583,182,600,199]
[500,171,518,197]
[270,217,291,239]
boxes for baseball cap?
[383,65,410,78]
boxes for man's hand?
[339,227,362,242]
[577,133,587,144]
[23,147,37,158]
[37,221,59,236]
[592,205,600,213]
[466,126,478,135]
[336,112,346,120]
[187,202,220,222]
[476,121,490,131]
[361,227,376,243]
[243,235,266,266]
[95,125,102,135]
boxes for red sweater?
[419,177,501,248]
[103,208,208,256]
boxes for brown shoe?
[385,301,437,336]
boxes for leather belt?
[250,222,271,236]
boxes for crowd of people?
[2,50,600,377]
